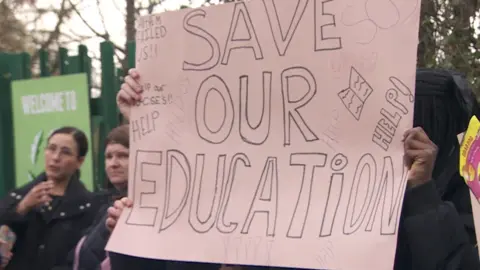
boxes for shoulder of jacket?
[5,178,42,200]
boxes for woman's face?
[45,133,83,181]
[105,143,129,190]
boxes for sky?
[16,0,219,96]
[22,0,214,52]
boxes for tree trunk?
[124,0,136,70]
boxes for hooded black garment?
[391,69,480,270]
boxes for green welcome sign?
[11,74,94,190]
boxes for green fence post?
[20,53,32,79]
[78,45,92,88]
[91,114,104,190]
[0,53,15,196]
[98,41,118,189]
[76,44,98,191]
[101,41,118,133]
[78,45,88,71]
[79,45,101,191]
[59,47,69,75]
[116,68,124,90]
[7,53,32,80]
[39,50,50,77]
[124,41,136,124]
[0,52,32,195]
[127,41,136,69]
[116,68,124,123]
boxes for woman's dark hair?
[105,124,129,149]
[48,126,89,158]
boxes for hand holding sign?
[106,197,133,232]
[403,127,438,187]
[118,69,143,121]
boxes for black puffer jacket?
[74,188,125,270]
[75,205,110,269]
[109,254,226,270]
[109,252,270,270]
[51,188,123,270]
[0,172,103,270]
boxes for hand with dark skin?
[403,127,438,187]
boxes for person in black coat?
[392,69,480,269]
[71,124,130,270]
[0,126,103,270]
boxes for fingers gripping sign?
[106,197,133,232]
[117,69,143,121]
[402,127,438,187]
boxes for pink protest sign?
[106,0,420,269]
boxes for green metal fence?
[0,41,136,196]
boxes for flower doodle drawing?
[341,0,420,44]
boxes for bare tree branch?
[147,0,164,14]
[67,0,125,53]
[96,0,109,37]
[68,0,108,39]
[30,0,73,61]
[135,0,165,15]
[111,0,125,16]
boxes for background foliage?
[2,0,479,94]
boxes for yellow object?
[459,116,480,199]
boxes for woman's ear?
[76,157,85,169]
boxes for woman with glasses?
[0,127,103,270]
